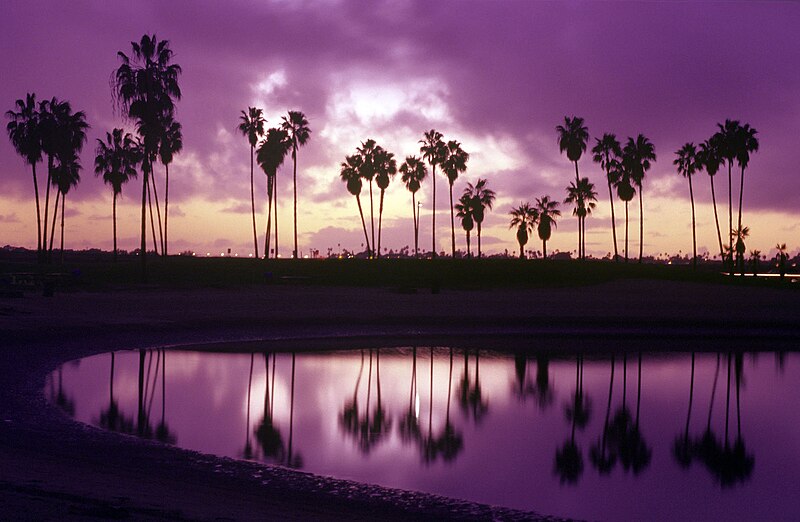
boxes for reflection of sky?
[51,349,800,521]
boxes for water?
[48,348,800,521]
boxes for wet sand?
[1,280,799,520]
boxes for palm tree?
[356,139,378,257]
[374,146,397,259]
[113,34,182,280]
[698,138,725,261]
[419,129,447,257]
[675,142,701,269]
[732,225,749,276]
[714,119,741,270]
[95,129,140,261]
[623,135,656,263]
[564,178,597,259]
[441,140,469,257]
[455,193,476,257]
[592,134,622,261]
[735,123,759,240]
[399,156,427,258]
[535,195,561,259]
[281,111,311,259]
[556,117,589,256]
[613,160,636,262]
[508,203,538,259]
[465,178,495,258]
[6,93,44,254]
[238,107,266,258]
[51,152,81,263]
[257,128,291,259]
[159,117,182,257]
[776,243,788,280]
[340,154,371,255]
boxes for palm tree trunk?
[710,175,723,261]
[274,175,279,258]
[518,238,524,259]
[449,183,455,257]
[113,192,118,263]
[466,231,471,258]
[43,156,53,260]
[292,146,298,259]
[638,186,644,263]
[147,175,159,255]
[368,181,375,258]
[431,164,437,258]
[542,239,547,260]
[60,193,65,264]
[607,170,619,261]
[689,175,697,269]
[684,352,695,442]
[250,146,259,259]
[164,163,169,257]
[412,192,418,258]
[150,168,165,256]
[356,195,370,255]
[625,200,629,263]
[477,221,482,258]
[728,163,733,273]
[724,352,731,447]
[49,190,60,253]
[31,163,42,253]
[264,175,273,259]
[737,165,745,238]
[141,159,148,281]
[378,189,385,259]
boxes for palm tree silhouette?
[95,129,140,262]
[455,193,476,257]
[441,140,469,257]
[374,146,397,258]
[674,142,701,269]
[5,93,44,255]
[556,116,589,256]
[257,128,291,258]
[775,243,788,279]
[508,203,538,259]
[535,195,561,259]
[400,156,427,258]
[238,107,266,258]
[564,178,597,259]
[698,138,725,260]
[113,34,181,280]
[281,111,311,259]
[419,130,447,257]
[623,135,656,263]
[732,225,749,276]
[158,117,182,257]
[465,178,495,258]
[592,134,623,261]
[612,159,636,262]
[51,152,82,263]
[713,120,741,272]
[356,139,380,257]
[749,250,761,276]
[340,154,371,256]
[735,123,759,243]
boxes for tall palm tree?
[698,137,725,260]
[113,34,182,280]
[508,203,538,259]
[565,178,597,259]
[374,146,397,259]
[465,178,495,258]
[556,117,589,256]
[281,111,311,259]
[257,128,291,258]
[623,135,656,263]
[613,160,636,262]
[455,193,476,257]
[357,139,378,257]
[674,142,701,269]
[159,117,182,257]
[95,129,140,261]
[592,134,622,261]
[6,93,43,254]
[441,140,469,257]
[714,119,741,270]
[399,156,427,258]
[238,107,266,258]
[340,154,371,255]
[735,123,759,239]
[51,152,81,263]
[535,195,561,259]
[419,129,447,257]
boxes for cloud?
[0,213,20,223]
[220,201,252,214]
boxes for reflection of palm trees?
[51,366,75,416]
[241,353,255,459]
[607,353,651,475]
[286,353,303,468]
[673,352,695,468]
[590,355,617,474]
[355,350,393,453]
[555,354,590,484]
[98,352,136,434]
[458,350,488,424]
[565,353,591,431]
[398,347,421,444]
[255,352,284,462]
[420,347,438,464]
[435,349,464,462]
[533,354,555,411]
[340,350,365,438]
[155,351,175,444]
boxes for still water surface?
[49,348,800,521]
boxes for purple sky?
[2,0,798,257]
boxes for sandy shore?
[2,280,799,520]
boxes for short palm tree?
[419,129,447,257]
[340,154,370,255]
[257,128,291,258]
[113,34,181,279]
[564,178,597,259]
[238,107,266,258]
[399,156,427,258]
[281,111,311,259]
[51,152,81,263]
[674,142,701,269]
[535,195,560,259]
[374,146,397,259]
[775,243,788,279]
[623,135,656,263]
[732,225,749,276]
[592,134,622,261]
[735,123,759,239]
[95,128,140,261]
[613,161,637,262]
[509,203,538,259]
[441,140,469,257]
[713,119,741,269]
[455,194,476,257]
[465,178,495,258]
[698,138,724,260]
[6,93,44,254]
[159,117,182,257]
